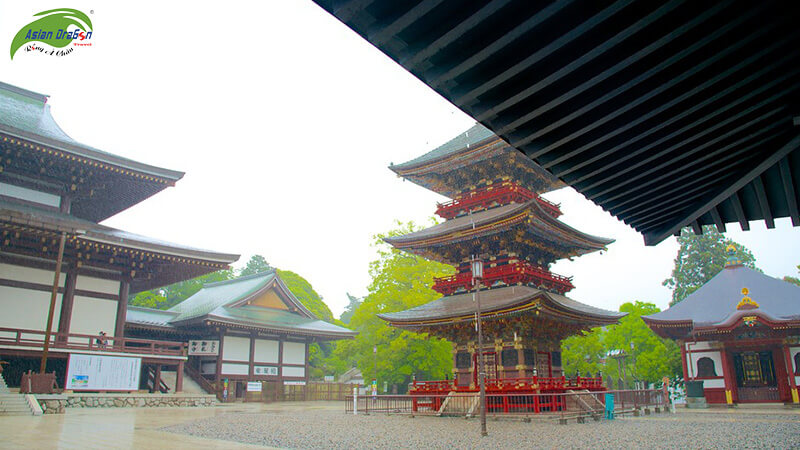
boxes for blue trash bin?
[605,393,615,419]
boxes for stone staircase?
[0,373,36,416]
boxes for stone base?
[34,393,217,413]
[685,397,708,409]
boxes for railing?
[0,327,187,357]
[410,376,603,395]
[432,260,574,295]
[345,389,667,417]
[435,182,562,219]
[185,363,218,397]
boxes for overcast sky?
[2,1,798,317]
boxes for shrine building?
[125,270,356,401]
[0,81,239,392]
[379,124,625,404]
[643,246,800,405]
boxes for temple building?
[379,124,624,401]
[0,81,239,392]
[643,246,800,405]
[126,270,356,401]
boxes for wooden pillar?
[176,360,184,393]
[249,334,256,377]
[719,346,735,405]
[154,364,161,393]
[56,268,77,343]
[679,341,689,379]
[277,336,284,401]
[215,330,224,384]
[783,344,799,404]
[115,280,130,341]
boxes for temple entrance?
[473,352,497,384]
[733,351,779,402]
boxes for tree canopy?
[330,221,454,392]
[562,301,681,387]
[129,269,235,310]
[339,293,362,324]
[275,269,334,323]
[784,264,800,286]
[663,226,758,305]
[240,254,272,277]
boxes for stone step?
[0,393,34,416]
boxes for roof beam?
[332,0,375,23]
[428,1,574,89]
[369,0,446,47]
[404,0,513,70]
[752,175,775,228]
[691,220,703,235]
[778,156,800,226]
[585,106,785,200]
[710,206,726,233]
[503,0,741,144]
[452,0,635,104]
[643,133,800,245]
[602,123,786,210]
[731,190,750,232]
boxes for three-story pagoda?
[379,124,624,400]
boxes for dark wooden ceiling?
[314,0,800,244]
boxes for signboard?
[247,381,262,392]
[188,340,219,356]
[284,380,306,386]
[254,365,278,376]
[65,354,141,391]
[372,379,377,397]
[324,375,334,382]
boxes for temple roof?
[384,199,613,264]
[0,199,239,291]
[389,124,563,197]
[643,265,800,333]
[0,81,184,222]
[378,285,624,327]
[161,271,356,339]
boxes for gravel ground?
[163,406,800,449]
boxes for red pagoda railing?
[409,376,604,395]
[432,260,574,295]
[435,182,561,219]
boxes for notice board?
[65,353,142,391]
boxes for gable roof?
[129,270,356,339]
[643,265,800,332]
[391,123,497,170]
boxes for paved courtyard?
[1,402,799,449]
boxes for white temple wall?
[0,181,61,207]
[282,366,305,378]
[221,363,249,375]
[0,285,61,338]
[69,296,116,339]
[254,339,279,363]
[0,263,65,286]
[222,335,250,362]
[75,275,119,295]
[282,341,305,365]
[688,348,723,379]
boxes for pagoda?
[379,124,624,402]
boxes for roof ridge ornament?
[724,244,743,268]
[736,287,759,310]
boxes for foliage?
[663,226,758,305]
[239,254,272,277]
[562,301,681,387]
[331,221,455,392]
[276,269,335,323]
[784,264,800,286]
[129,269,234,309]
[339,293,362,324]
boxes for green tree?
[784,264,800,286]
[276,269,334,322]
[562,301,681,387]
[339,293,362,324]
[239,254,272,277]
[129,269,234,309]
[663,226,758,305]
[332,221,455,392]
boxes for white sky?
[1,1,798,317]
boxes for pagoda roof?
[389,124,563,197]
[384,199,613,263]
[162,271,356,339]
[0,199,239,291]
[0,81,184,222]
[378,285,624,328]
[643,265,800,338]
